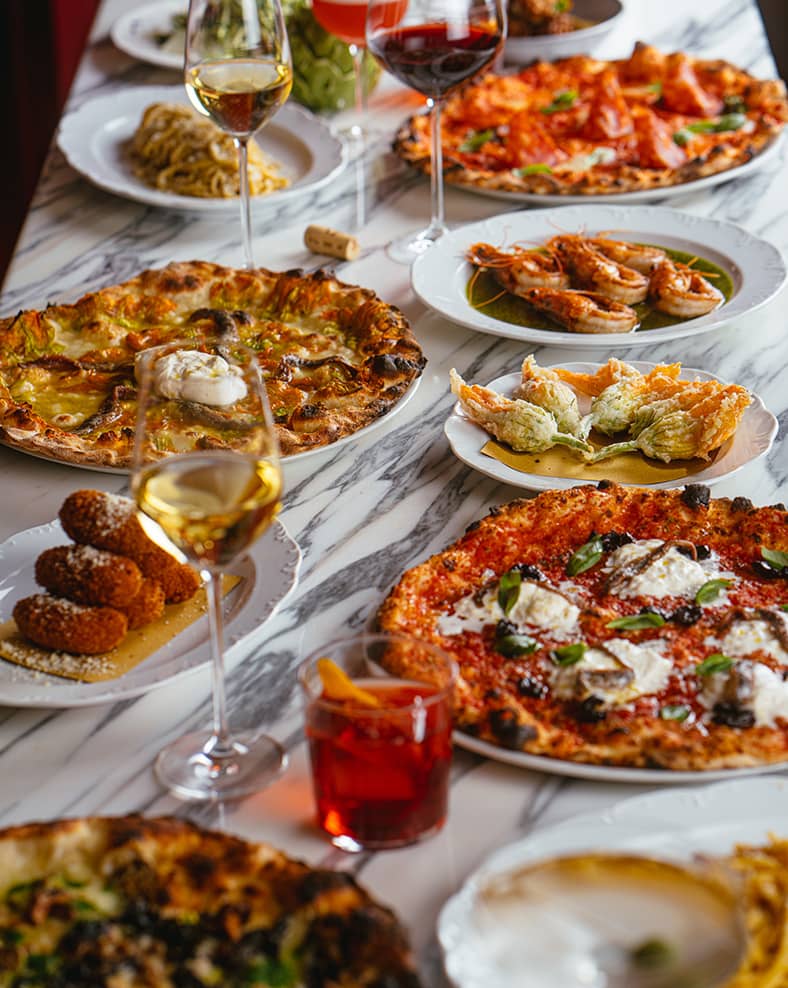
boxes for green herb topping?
[567,535,604,576]
[695,578,733,605]
[606,612,666,631]
[696,653,734,676]
[551,642,587,666]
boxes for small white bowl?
[504,0,624,65]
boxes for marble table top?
[1,0,787,982]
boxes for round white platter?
[57,85,346,214]
[411,204,787,347]
[0,518,301,707]
[444,361,777,492]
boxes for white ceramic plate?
[450,133,784,206]
[454,731,788,784]
[57,85,346,213]
[412,205,787,346]
[439,775,788,988]
[0,518,301,707]
[111,1,186,71]
[504,0,623,66]
[444,361,778,492]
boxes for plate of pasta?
[57,85,346,213]
[439,775,788,988]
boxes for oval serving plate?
[412,204,787,347]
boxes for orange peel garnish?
[316,657,381,708]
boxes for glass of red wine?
[367,0,505,262]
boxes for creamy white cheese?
[714,615,788,664]
[436,581,580,638]
[699,661,788,727]
[152,350,247,407]
[604,539,726,600]
[553,637,672,705]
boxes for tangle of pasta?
[129,102,289,199]
[725,839,788,987]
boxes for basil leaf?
[497,569,522,615]
[696,653,734,676]
[679,113,747,143]
[673,128,692,147]
[781,604,788,612]
[630,938,675,969]
[495,632,539,657]
[515,163,553,176]
[606,612,666,630]
[459,128,496,152]
[245,958,297,987]
[695,578,733,605]
[551,642,586,666]
[540,89,578,114]
[762,547,788,571]
[646,81,663,95]
[660,704,690,722]
[567,535,603,576]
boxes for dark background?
[0,0,786,286]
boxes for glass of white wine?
[131,339,286,801]
[185,0,292,269]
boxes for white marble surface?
[1,0,787,983]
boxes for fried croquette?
[59,489,200,603]
[118,577,165,629]
[13,594,128,655]
[35,545,143,608]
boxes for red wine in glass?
[366,0,504,262]
[368,22,501,98]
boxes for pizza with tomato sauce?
[393,43,788,196]
[0,261,424,468]
[377,482,788,770]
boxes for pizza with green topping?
[0,262,425,467]
[377,482,788,770]
[0,815,422,988]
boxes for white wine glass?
[185,0,292,269]
[367,0,505,262]
[131,340,286,801]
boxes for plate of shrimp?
[445,357,777,491]
[411,205,786,347]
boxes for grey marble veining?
[1,0,787,982]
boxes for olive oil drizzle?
[467,245,734,333]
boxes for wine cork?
[304,225,360,261]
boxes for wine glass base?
[155,730,287,801]
[386,225,449,264]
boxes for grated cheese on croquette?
[13,594,128,655]
[35,544,142,608]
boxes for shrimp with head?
[587,236,668,274]
[523,288,639,335]
[549,235,650,304]
[466,242,570,297]
[649,259,724,318]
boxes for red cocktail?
[299,635,456,851]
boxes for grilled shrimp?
[549,235,650,304]
[514,355,587,438]
[587,237,667,274]
[649,259,724,317]
[524,288,639,335]
[466,242,570,294]
[449,369,591,454]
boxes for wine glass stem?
[427,97,447,241]
[349,43,367,144]
[235,136,254,270]
[204,570,233,758]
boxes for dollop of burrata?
[153,350,247,407]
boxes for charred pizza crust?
[377,482,788,771]
[0,815,422,987]
[393,44,788,197]
[0,261,425,468]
